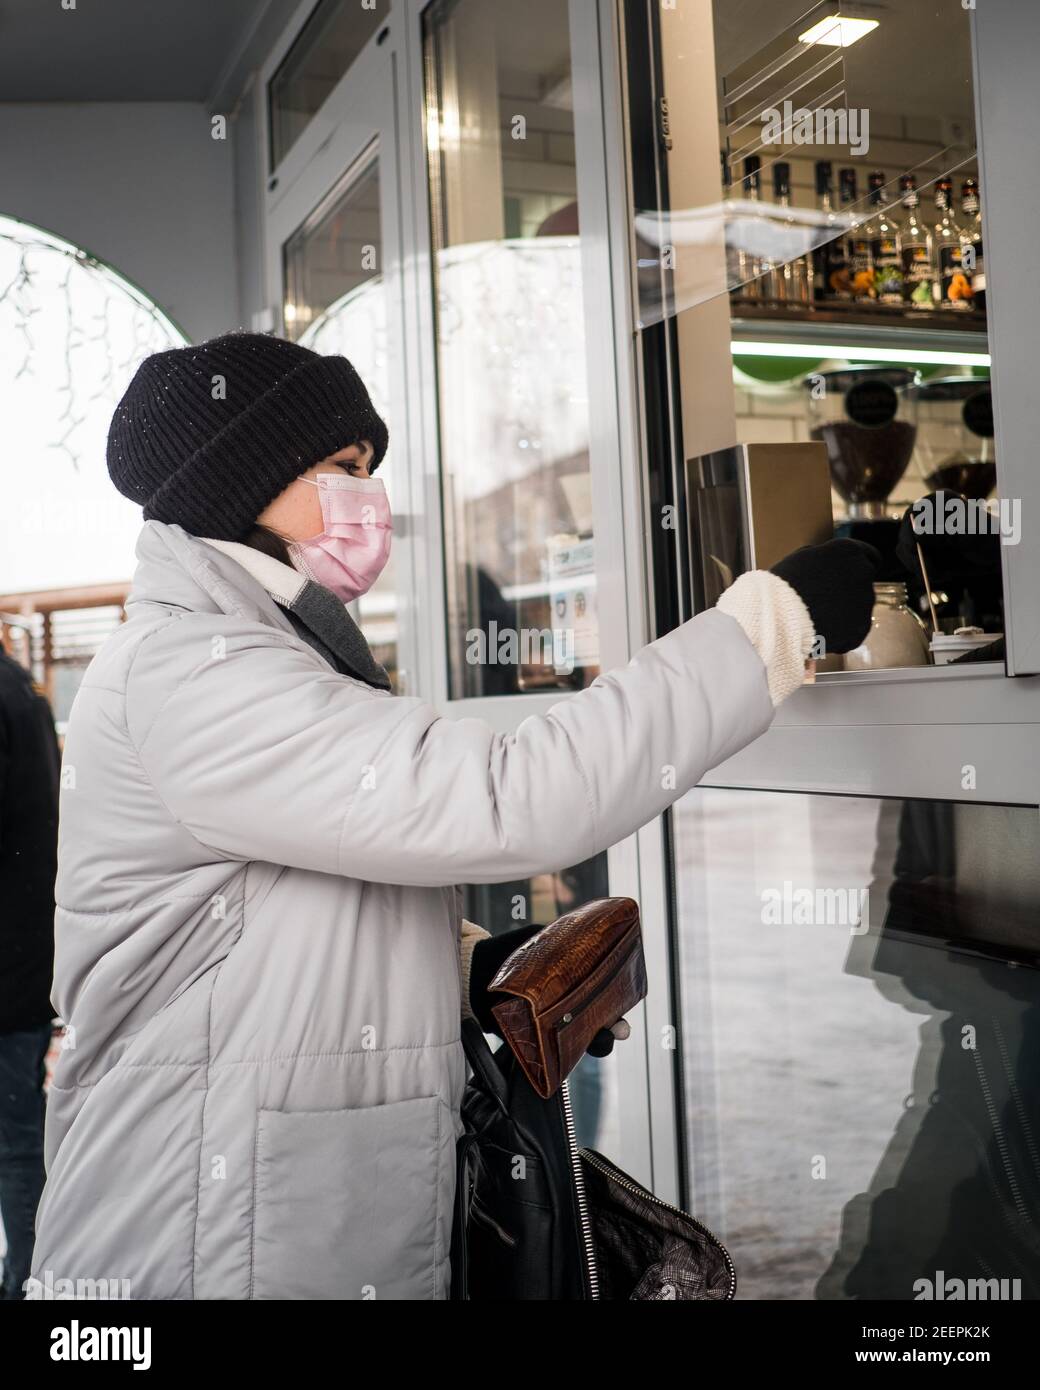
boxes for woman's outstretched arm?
[127,574,805,887]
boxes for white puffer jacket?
[30,520,798,1300]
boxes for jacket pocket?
[251,1095,445,1300]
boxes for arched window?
[0,215,186,719]
[0,214,186,593]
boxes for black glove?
[469,925,619,1057]
[771,538,882,654]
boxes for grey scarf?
[276,580,391,691]
[200,537,391,691]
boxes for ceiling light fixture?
[798,16,880,47]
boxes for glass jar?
[804,365,919,520]
[843,581,931,670]
[904,375,995,500]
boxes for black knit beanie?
[106,331,389,541]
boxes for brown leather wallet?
[488,897,647,1099]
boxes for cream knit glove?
[716,570,816,707]
[459,919,492,1022]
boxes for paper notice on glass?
[546,535,598,674]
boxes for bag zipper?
[579,1146,737,1300]
[560,1076,600,1299]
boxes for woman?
[28,332,876,1300]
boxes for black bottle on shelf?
[867,171,904,305]
[768,161,811,305]
[899,174,935,310]
[840,167,874,299]
[961,176,985,313]
[736,153,764,300]
[934,176,971,311]
[812,160,848,302]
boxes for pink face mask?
[287,473,392,604]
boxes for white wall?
[0,102,239,342]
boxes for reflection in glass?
[644,0,1003,672]
[636,1,981,325]
[423,0,600,698]
[286,161,399,684]
[711,360,1007,660]
[0,216,184,594]
[465,852,615,1152]
[284,158,381,342]
[672,787,1040,1299]
[268,0,389,171]
[0,217,185,724]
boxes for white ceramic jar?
[843,581,932,670]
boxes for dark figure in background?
[0,650,59,1300]
[818,799,1040,1299]
[894,489,1005,637]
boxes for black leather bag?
[450,1018,737,1300]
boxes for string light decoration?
[0,215,185,469]
[0,215,186,595]
[433,238,589,498]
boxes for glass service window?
[423,0,600,699]
[672,786,1040,1299]
[284,158,399,684]
[644,1,1005,675]
[269,0,389,171]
